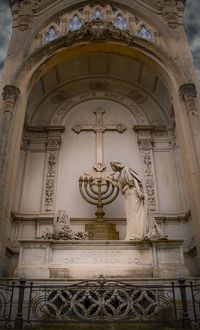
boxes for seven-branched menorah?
[79,175,119,221]
[79,174,119,240]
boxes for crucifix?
[72,109,127,172]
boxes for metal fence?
[0,276,200,329]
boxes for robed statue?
[108,161,165,240]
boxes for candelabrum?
[79,174,119,222]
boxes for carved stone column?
[42,127,64,214]
[0,86,20,176]
[0,86,20,212]
[134,126,159,213]
[0,86,20,270]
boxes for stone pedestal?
[15,239,189,279]
[85,221,119,240]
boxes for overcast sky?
[0,0,200,78]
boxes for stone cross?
[72,109,126,172]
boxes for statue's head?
[110,161,123,172]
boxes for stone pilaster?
[0,85,20,204]
[0,85,20,267]
[42,127,64,214]
[134,126,159,213]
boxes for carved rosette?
[42,128,64,213]
[135,127,158,213]
[179,83,198,116]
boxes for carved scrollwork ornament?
[179,83,197,102]
[179,83,198,116]
[2,85,20,111]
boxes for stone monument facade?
[0,0,200,279]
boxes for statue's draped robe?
[117,166,163,240]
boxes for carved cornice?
[2,85,20,110]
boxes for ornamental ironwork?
[0,276,200,329]
[0,277,200,328]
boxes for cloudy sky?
[0,0,200,78]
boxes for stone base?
[85,221,119,240]
[15,239,189,279]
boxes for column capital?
[2,85,20,108]
[134,126,154,149]
[46,126,65,150]
[46,138,61,150]
[179,83,197,103]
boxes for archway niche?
[11,53,190,248]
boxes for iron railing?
[0,277,200,329]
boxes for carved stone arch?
[50,90,149,126]
[25,2,163,57]
[13,0,179,61]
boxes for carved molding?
[2,85,20,111]
[52,91,148,126]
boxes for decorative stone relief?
[129,90,147,104]
[135,127,158,213]
[2,85,20,111]
[42,128,64,214]
[18,14,33,31]
[142,151,153,176]
[51,91,148,126]
[179,83,198,116]
[162,0,179,29]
